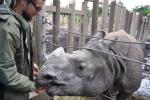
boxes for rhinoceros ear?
[45,47,66,59]
[96,30,107,38]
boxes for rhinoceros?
[37,30,144,100]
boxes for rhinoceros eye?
[78,62,86,71]
[79,65,84,70]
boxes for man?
[0,0,45,100]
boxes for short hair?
[10,0,21,8]
[10,0,45,9]
[9,0,31,8]
[0,0,4,5]
[9,0,35,8]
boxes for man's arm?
[0,20,36,92]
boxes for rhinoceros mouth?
[48,80,68,87]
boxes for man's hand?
[33,63,45,94]
[35,87,45,94]
[33,63,39,77]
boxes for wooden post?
[79,1,87,48]
[53,0,60,50]
[142,17,149,41]
[124,10,129,32]
[147,15,150,34]
[114,4,121,31]
[33,7,46,67]
[101,0,109,30]
[108,0,116,32]
[142,17,150,41]
[147,15,150,31]
[33,18,38,65]
[138,17,147,41]
[67,1,75,53]
[119,7,126,30]
[125,12,133,33]
[91,0,99,35]
[146,15,150,39]
[136,14,143,39]
[130,12,139,37]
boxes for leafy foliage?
[133,5,150,16]
[87,6,103,17]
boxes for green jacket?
[0,4,36,100]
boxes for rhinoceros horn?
[45,47,66,59]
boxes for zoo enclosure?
[31,0,150,100]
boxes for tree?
[87,6,103,17]
[87,7,92,17]
[98,6,103,16]
[133,5,150,16]
[118,1,124,7]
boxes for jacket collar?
[11,10,30,31]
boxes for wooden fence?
[31,0,150,100]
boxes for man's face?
[22,0,45,21]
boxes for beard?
[22,10,32,22]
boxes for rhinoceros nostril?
[44,74,56,80]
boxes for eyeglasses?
[30,0,42,11]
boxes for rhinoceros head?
[37,45,114,96]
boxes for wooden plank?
[75,10,85,15]
[136,14,143,39]
[46,6,85,15]
[91,0,99,35]
[53,0,60,50]
[147,15,150,34]
[138,17,147,41]
[54,96,102,100]
[130,12,139,37]
[46,5,56,12]
[142,17,150,41]
[33,18,38,65]
[108,1,116,32]
[139,17,147,41]
[33,9,46,66]
[114,4,121,31]
[60,8,72,14]
[119,7,126,30]
[124,10,129,32]
[101,0,109,30]
[126,12,133,33]
[30,93,52,100]
[79,1,88,48]
[67,1,75,53]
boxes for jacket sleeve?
[0,20,36,92]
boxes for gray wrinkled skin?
[37,30,144,100]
